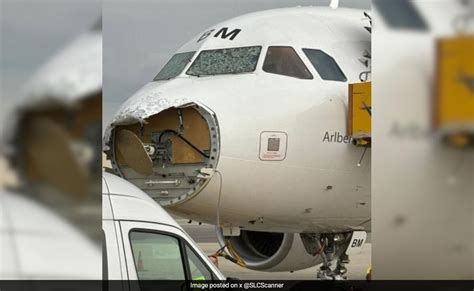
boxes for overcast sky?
[103,0,371,127]
[0,0,100,127]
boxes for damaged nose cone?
[106,102,220,206]
[115,129,154,176]
[23,116,89,197]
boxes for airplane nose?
[104,100,220,206]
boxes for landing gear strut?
[300,233,352,280]
[317,252,349,280]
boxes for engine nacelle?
[216,229,323,272]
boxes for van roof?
[102,172,181,229]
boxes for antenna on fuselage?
[329,0,339,9]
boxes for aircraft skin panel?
[178,7,369,53]
[169,156,370,234]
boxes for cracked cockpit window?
[154,51,195,81]
[186,46,261,76]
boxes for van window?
[185,244,213,281]
[187,46,261,76]
[263,46,313,79]
[130,231,186,280]
[154,51,195,81]
[303,49,347,82]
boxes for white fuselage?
[107,7,371,234]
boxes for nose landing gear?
[317,252,350,280]
[300,232,364,280]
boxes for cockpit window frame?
[186,45,262,77]
[302,48,348,82]
[153,51,196,81]
[261,46,314,80]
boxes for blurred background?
[1,0,102,279]
[372,0,473,279]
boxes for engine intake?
[217,229,323,272]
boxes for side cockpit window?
[303,49,347,82]
[154,51,195,81]
[186,46,261,77]
[263,46,313,79]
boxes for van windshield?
[186,46,261,77]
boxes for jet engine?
[216,229,324,272]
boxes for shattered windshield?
[154,51,195,81]
[186,46,261,76]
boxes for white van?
[103,172,225,282]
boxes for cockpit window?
[154,51,195,81]
[262,46,313,80]
[186,46,261,77]
[303,49,347,82]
